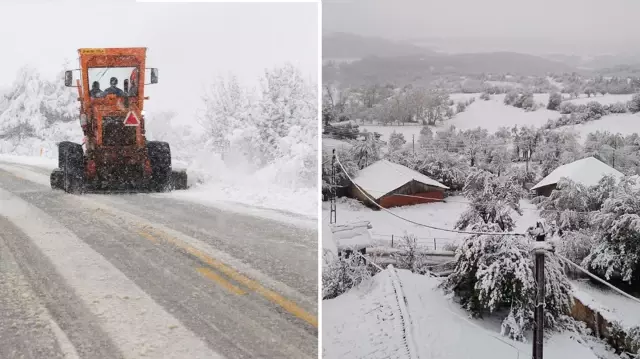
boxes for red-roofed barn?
[350,160,449,209]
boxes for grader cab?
[50,47,187,193]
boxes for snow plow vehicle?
[50,47,187,193]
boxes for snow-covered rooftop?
[330,221,373,250]
[353,160,449,199]
[531,157,623,190]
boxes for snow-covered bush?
[504,91,519,106]
[397,234,430,274]
[628,93,640,114]
[322,254,372,300]
[456,101,466,113]
[479,92,491,101]
[607,101,628,114]
[558,102,576,115]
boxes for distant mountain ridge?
[323,33,580,85]
[323,32,437,60]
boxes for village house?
[531,156,623,197]
[349,160,449,208]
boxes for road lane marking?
[145,226,318,327]
[196,267,246,296]
[93,206,318,328]
[136,229,158,243]
[64,192,317,328]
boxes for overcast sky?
[323,0,640,55]
[0,0,318,124]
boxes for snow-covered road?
[0,161,318,358]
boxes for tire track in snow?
[387,266,420,359]
[0,187,224,359]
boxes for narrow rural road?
[0,161,317,359]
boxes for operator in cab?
[90,81,103,97]
[102,77,125,97]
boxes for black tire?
[147,141,172,192]
[58,141,85,193]
[171,170,188,190]
[50,169,64,190]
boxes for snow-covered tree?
[455,169,523,231]
[628,93,640,113]
[198,74,253,154]
[547,92,562,111]
[442,230,573,341]
[388,131,406,152]
[583,181,640,284]
[322,254,372,300]
[353,132,382,169]
[445,174,573,341]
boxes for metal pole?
[412,134,415,154]
[391,234,394,248]
[532,223,546,359]
[330,149,337,224]
[433,238,437,250]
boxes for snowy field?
[361,92,640,143]
[322,197,542,251]
[324,267,616,359]
[565,113,640,141]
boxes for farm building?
[531,156,623,197]
[349,160,449,208]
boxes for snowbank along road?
[0,161,317,359]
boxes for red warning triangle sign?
[123,111,140,126]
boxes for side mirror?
[64,71,73,87]
[150,68,158,84]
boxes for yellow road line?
[196,267,247,296]
[136,230,158,243]
[144,226,318,328]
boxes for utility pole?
[330,149,337,224]
[531,220,548,359]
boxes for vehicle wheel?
[58,141,85,193]
[171,170,188,190]
[147,141,172,192]
[50,169,64,190]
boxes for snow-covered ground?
[446,94,558,133]
[324,267,616,359]
[322,197,542,250]
[361,93,638,142]
[566,113,640,141]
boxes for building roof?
[353,160,449,199]
[330,221,373,250]
[531,157,623,190]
